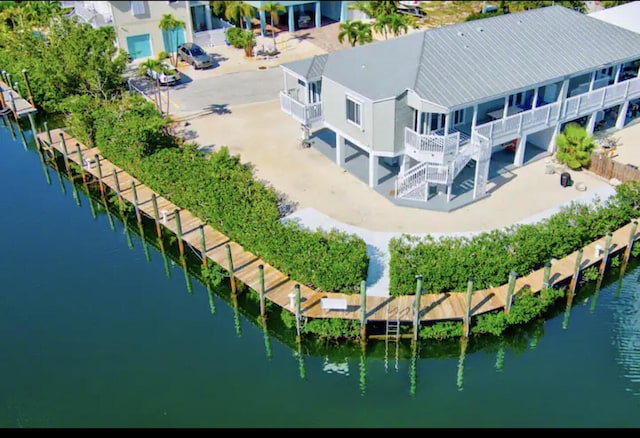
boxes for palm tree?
[158,13,185,67]
[337,20,373,47]
[138,58,163,111]
[555,123,596,169]
[224,1,256,28]
[384,12,411,38]
[210,0,228,16]
[348,1,398,19]
[259,1,285,50]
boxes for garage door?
[126,34,152,60]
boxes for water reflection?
[611,271,640,396]
[8,119,640,404]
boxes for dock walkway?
[36,129,640,326]
[0,79,37,120]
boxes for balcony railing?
[473,76,640,144]
[404,127,461,164]
[279,91,322,125]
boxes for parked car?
[146,61,181,86]
[177,42,213,69]
[297,14,312,29]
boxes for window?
[346,96,361,127]
[131,1,145,16]
[508,92,524,107]
[430,113,444,131]
[453,109,465,125]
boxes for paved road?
[128,65,284,118]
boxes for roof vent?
[477,27,483,32]
[457,31,465,37]
[464,45,469,49]
[518,19,523,24]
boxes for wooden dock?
[36,129,640,327]
[0,79,37,120]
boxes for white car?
[146,61,181,86]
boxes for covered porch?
[306,128,549,212]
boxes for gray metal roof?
[282,54,328,80]
[282,5,640,108]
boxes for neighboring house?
[109,1,192,60]
[62,1,114,29]
[244,1,361,36]
[279,5,640,211]
[588,0,640,34]
[66,1,232,60]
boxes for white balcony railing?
[404,127,461,164]
[279,91,322,125]
[473,76,640,144]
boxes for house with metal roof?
[279,5,640,211]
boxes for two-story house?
[244,1,361,36]
[278,5,640,211]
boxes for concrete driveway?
[125,31,328,120]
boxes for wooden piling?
[44,121,52,146]
[9,93,18,122]
[130,180,141,224]
[27,112,37,140]
[59,132,70,173]
[569,248,584,296]
[294,284,301,340]
[199,224,207,266]
[600,232,613,276]
[360,280,367,340]
[258,264,266,318]
[174,209,184,257]
[464,278,473,337]
[225,243,236,294]
[75,143,86,184]
[20,69,35,108]
[542,261,551,289]
[413,275,422,341]
[151,194,162,238]
[95,154,105,197]
[0,84,6,109]
[112,168,122,208]
[623,220,638,264]
[505,271,517,313]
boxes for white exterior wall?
[322,77,374,151]
[110,1,193,59]
[371,98,396,154]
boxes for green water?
[1,120,639,428]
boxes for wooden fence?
[587,151,640,183]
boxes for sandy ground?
[186,99,626,234]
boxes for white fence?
[194,20,234,48]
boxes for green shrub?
[225,27,245,48]
[389,183,640,295]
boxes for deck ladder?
[384,300,401,372]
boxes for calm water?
[1,120,640,428]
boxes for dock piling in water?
[59,133,70,173]
[505,271,517,313]
[413,275,422,341]
[225,244,236,294]
[569,248,584,296]
[174,209,184,257]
